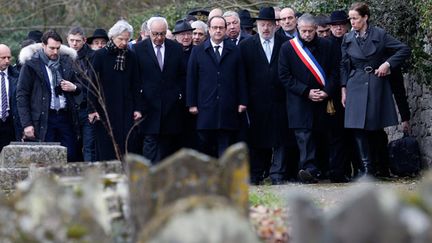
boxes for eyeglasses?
[151,32,166,37]
[210,26,226,30]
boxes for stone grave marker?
[127,143,253,242]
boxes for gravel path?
[251,178,420,211]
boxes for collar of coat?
[203,38,235,52]
[19,43,77,65]
[344,26,382,44]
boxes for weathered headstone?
[0,142,68,191]
[127,143,251,242]
[289,194,325,243]
[1,142,67,168]
[28,160,123,179]
[2,172,113,242]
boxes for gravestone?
[1,142,66,168]
[0,142,67,191]
[127,143,253,242]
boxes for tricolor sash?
[289,37,327,87]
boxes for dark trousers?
[249,144,299,183]
[249,147,272,183]
[77,108,95,162]
[294,129,320,176]
[142,134,179,164]
[45,110,77,162]
[197,129,236,158]
[0,116,15,152]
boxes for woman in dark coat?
[341,2,410,177]
[88,20,143,161]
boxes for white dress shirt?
[45,66,67,110]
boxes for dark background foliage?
[0,0,430,82]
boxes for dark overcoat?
[279,36,338,129]
[186,39,247,130]
[239,34,290,147]
[7,66,22,140]
[17,45,81,141]
[133,39,185,134]
[340,26,411,130]
[89,48,142,160]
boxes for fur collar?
[19,43,78,65]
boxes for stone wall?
[386,75,432,168]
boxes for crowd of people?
[0,2,411,184]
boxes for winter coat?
[340,26,411,130]
[186,39,248,130]
[279,36,338,129]
[239,34,291,147]
[16,43,80,141]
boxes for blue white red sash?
[289,37,327,87]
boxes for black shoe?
[298,169,318,184]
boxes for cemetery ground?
[249,177,421,242]
[0,142,429,242]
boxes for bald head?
[209,8,223,20]
[0,44,11,71]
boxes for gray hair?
[191,20,208,33]
[141,20,149,32]
[297,13,316,26]
[108,20,133,38]
[223,11,240,21]
[147,17,169,31]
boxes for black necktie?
[214,45,221,62]
[231,38,237,45]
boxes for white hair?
[223,11,240,21]
[191,20,208,33]
[147,17,169,31]
[108,20,133,38]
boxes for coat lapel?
[361,28,380,57]
[270,35,284,64]
[204,40,220,66]
[253,35,269,64]
[345,31,366,59]
[144,39,161,72]
[220,39,233,63]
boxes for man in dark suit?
[279,14,338,183]
[239,7,297,185]
[134,16,186,163]
[223,11,250,45]
[187,16,248,158]
[276,7,298,39]
[67,26,96,162]
[0,44,21,151]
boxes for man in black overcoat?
[279,14,339,183]
[187,16,248,157]
[17,30,81,161]
[67,26,96,162]
[134,17,186,163]
[239,7,297,185]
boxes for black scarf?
[105,40,127,71]
[300,35,319,53]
